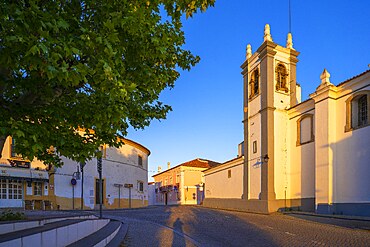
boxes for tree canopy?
[0,0,215,166]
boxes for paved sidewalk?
[284,211,370,231]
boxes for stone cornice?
[257,41,277,60]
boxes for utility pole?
[97,154,103,219]
[80,161,86,210]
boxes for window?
[176,174,180,183]
[138,155,143,167]
[137,181,144,192]
[345,91,370,131]
[297,114,314,146]
[169,176,173,184]
[276,64,288,92]
[0,179,7,199]
[253,141,257,153]
[249,69,259,98]
[34,182,43,196]
[8,180,22,199]
[95,179,105,204]
[0,179,22,199]
[228,170,231,178]
[358,95,368,127]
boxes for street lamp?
[72,166,81,210]
[97,151,103,219]
[80,161,86,210]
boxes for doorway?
[95,179,105,205]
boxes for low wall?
[203,197,315,214]
[317,203,370,217]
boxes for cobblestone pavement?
[102,206,370,247]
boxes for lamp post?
[80,161,86,210]
[72,166,81,210]
[97,153,103,219]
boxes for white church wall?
[273,85,291,200]
[204,157,243,199]
[248,112,261,199]
[288,106,315,200]
[333,83,370,204]
[273,110,289,200]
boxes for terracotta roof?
[336,69,370,87]
[152,158,220,177]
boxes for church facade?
[204,25,370,216]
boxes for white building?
[204,25,370,216]
[204,155,244,201]
[0,137,150,210]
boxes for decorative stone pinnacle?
[286,33,294,49]
[264,24,273,42]
[320,69,332,85]
[246,44,252,59]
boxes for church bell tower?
[241,24,300,206]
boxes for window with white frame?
[345,91,370,131]
[0,179,22,199]
[137,181,144,192]
[0,179,7,199]
[8,180,22,199]
[34,181,43,196]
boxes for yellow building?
[152,159,219,205]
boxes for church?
[204,24,370,216]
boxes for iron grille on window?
[358,95,368,127]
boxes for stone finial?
[320,69,332,85]
[246,44,252,59]
[264,24,273,42]
[286,33,294,49]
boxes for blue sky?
[127,0,370,179]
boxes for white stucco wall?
[333,84,370,204]
[54,140,149,209]
[288,107,316,200]
[204,157,244,199]
[248,111,261,199]
[273,91,291,200]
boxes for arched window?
[358,95,368,126]
[249,69,259,98]
[296,114,314,146]
[276,64,288,92]
[345,91,370,131]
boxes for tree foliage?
[0,0,215,166]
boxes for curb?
[284,211,370,222]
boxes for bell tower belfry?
[241,24,299,209]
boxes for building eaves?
[336,69,370,87]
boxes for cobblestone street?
[100,206,370,247]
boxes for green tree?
[0,0,215,166]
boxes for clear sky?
[126,0,370,180]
